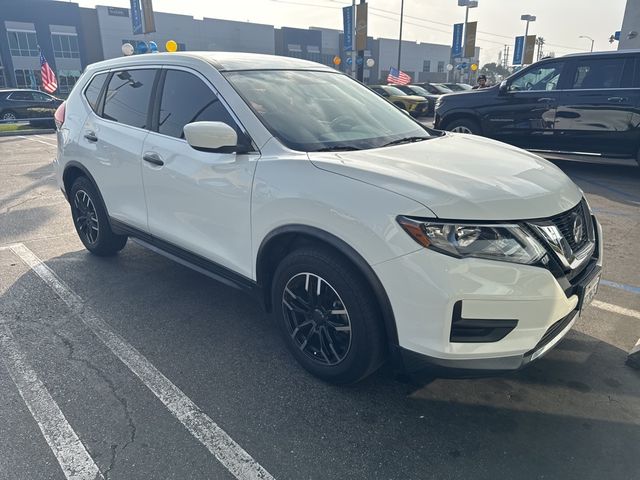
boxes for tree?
[478,62,510,83]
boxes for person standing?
[472,74,489,89]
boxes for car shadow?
[2,243,638,480]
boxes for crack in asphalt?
[0,192,62,214]
[52,329,137,479]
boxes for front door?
[553,55,639,157]
[141,68,258,278]
[486,61,566,150]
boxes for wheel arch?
[256,224,400,352]
[62,162,113,227]
[439,110,483,133]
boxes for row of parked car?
[369,82,470,117]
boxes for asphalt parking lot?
[1,133,639,480]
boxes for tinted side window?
[84,73,108,113]
[569,58,626,89]
[9,91,33,101]
[158,70,238,139]
[103,69,156,129]
[32,92,51,101]
[510,63,564,91]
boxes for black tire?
[271,246,386,384]
[1,110,18,122]
[69,176,127,256]
[445,117,481,135]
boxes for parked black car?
[434,50,640,165]
[0,89,62,126]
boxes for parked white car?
[54,52,603,383]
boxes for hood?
[308,134,582,220]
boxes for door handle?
[537,97,554,103]
[84,131,98,142]
[143,152,164,166]
[607,96,627,103]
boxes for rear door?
[486,60,566,150]
[553,55,639,157]
[80,68,158,231]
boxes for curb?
[627,338,640,370]
[0,129,55,137]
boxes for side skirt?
[110,217,263,303]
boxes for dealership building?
[619,0,640,49]
[0,0,472,92]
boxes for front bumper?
[375,215,602,375]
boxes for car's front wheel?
[446,118,481,135]
[272,247,386,384]
[70,176,127,256]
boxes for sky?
[74,0,629,63]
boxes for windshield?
[382,85,407,96]
[432,84,454,94]
[224,70,430,152]
[408,85,430,96]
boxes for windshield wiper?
[313,145,361,152]
[380,136,430,148]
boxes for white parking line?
[17,135,56,147]
[593,300,640,321]
[5,243,275,480]
[0,321,104,480]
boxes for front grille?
[548,201,589,252]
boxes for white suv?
[54,52,603,383]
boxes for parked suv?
[0,88,62,126]
[434,50,640,165]
[54,52,602,383]
[369,85,429,117]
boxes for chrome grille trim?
[528,199,595,271]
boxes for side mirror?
[499,80,509,94]
[184,121,246,153]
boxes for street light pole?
[397,0,404,71]
[579,35,595,52]
[458,1,478,83]
[351,0,356,77]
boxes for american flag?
[387,67,412,85]
[40,51,58,94]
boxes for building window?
[57,70,81,94]
[52,34,80,59]
[7,30,39,57]
[14,69,41,89]
[437,61,445,73]
[423,60,430,72]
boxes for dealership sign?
[129,0,143,35]
[452,23,463,58]
[343,6,353,51]
[513,36,524,65]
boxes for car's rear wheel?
[1,110,17,122]
[272,247,386,384]
[446,118,481,135]
[70,176,127,256]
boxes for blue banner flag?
[452,23,463,58]
[343,6,354,51]
[513,36,524,65]
[130,0,143,35]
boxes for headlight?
[435,98,443,109]
[397,216,547,265]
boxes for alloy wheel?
[2,112,16,121]
[282,272,352,366]
[73,190,99,244]
[451,125,473,134]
